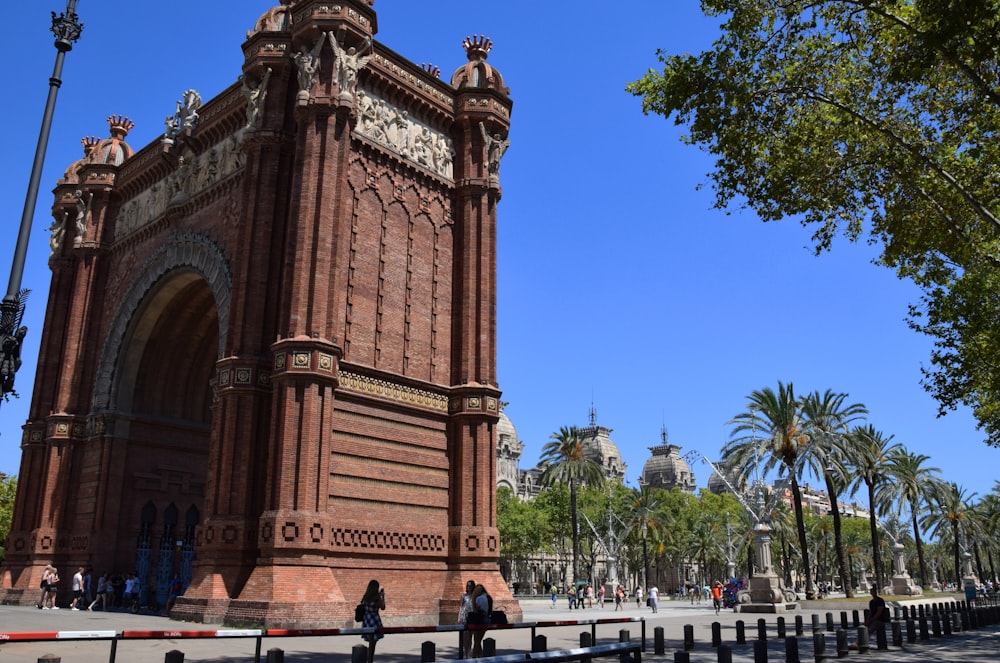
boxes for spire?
[462,34,492,62]
[589,402,596,427]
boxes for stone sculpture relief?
[292,33,327,99]
[329,32,372,100]
[162,89,203,143]
[356,90,454,180]
[116,131,246,240]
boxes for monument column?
[445,35,515,609]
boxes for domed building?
[640,428,696,492]
[496,410,524,494]
[577,407,627,481]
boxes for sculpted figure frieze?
[355,90,454,181]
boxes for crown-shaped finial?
[420,62,441,78]
[81,136,100,155]
[462,35,492,61]
[107,115,135,139]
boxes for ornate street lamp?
[1,1,83,406]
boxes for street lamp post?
[641,519,649,591]
[0,1,83,406]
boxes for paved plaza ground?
[0,596,996,662]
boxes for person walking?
[711,581,724,615]
[88,573,108,611]
[614,586,624,611]
[635,586,643,609]
[359,579,386,663]
[648,585,659,613]
[597,585,605,608]
[70,567,85,610]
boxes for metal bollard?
[919,615,929,640]
[951,612,961,633]
[712,622,722,647]
[835,629,848,658]
[684,624,695,650]
[37,657,61,663]
[811,614,821,633]
[839,611,848,630]
[875,623,888,650]
[580,632,592,663]
[753,639,768,663]
[618,629,630,642]
[892,621,903,647]
[785,635,800,663]
[851,610,859,628]
[266,649,285,663]
[532,635,547,653]
[943,611,952,636]
[856,626,869,654]
[777,616,786,639]
[825,612,835,632]
[931,611,942,637]
[674,652,691,663]
[717,643,733,663]
[165,652,184,663]
[812,632,826,662]
[906,618,916,643]
[757,618,767,641]
[893,606,902,621]
[420,641,435,663]
[351,645,367,663]
[654,626,665,655]
[483,638,496,657]
[795,615,804,636]
[736,619,746,644]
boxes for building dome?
[707,459,747,496]
[640,430,696,492]
[496,410,523,493]
[577,411,626,480]
[58,116,134,186]
[450,35,509,95]
[91,115,135,166]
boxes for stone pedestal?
[889,543,922,596]
[736,523,797,613]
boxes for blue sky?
[1,1,993,507]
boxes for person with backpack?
[358,580,386,663]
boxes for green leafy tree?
[627,0,1000,446]
[724,382,817,596]
[0,474,16,565]
[539,426,605,584]
[496,487,550,586]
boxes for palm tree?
[724,382,816,596]
[844,424,900,590]
[539,425,605,585]
[628,486,664,588]
[801,389,867,597]
[922,482,976,587]
[884,448,940,587]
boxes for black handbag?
[354,603,365,622]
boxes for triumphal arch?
[0,0,515,627]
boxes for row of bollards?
[100,598,1000,663]
[664,597,1000,662]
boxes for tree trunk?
[825,473,853,598]
[867,482,883,589]
[789,476,814,597]
[570,479,580,585]
[952,522,961,586]
[911,510,927,587]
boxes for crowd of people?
[35,566,183,614]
